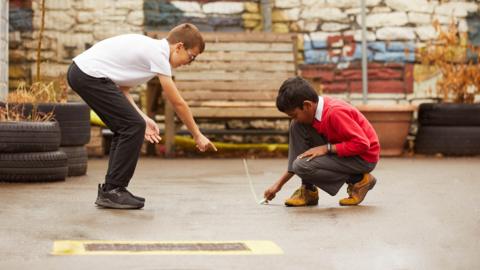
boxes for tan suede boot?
[339,173,377,206]
[285,185,319,207]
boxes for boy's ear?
[303,100,314,110]
[174,42,184,51]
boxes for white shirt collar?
[315,96,324,121]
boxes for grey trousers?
[288,121,377,196]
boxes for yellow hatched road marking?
[52,240,283,255]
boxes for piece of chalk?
[259,198,268,205]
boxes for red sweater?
[312,97,380,163]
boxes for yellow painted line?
[52,240,283,255]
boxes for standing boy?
[264,77,380,206]
[67,23,217,210]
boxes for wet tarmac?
[0,157,479,269]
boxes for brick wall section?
[0,0,8,102]
[301,62,413,95]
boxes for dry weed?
[418,19,480,103]
[1,76,66,122]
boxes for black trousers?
[67,62,145,187]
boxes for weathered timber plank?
[176,81,283,91]
[174,71,292,81]
[180,91,278,101]
[199,51,294,62]
[176,61,295,72]
[146,32,296,43]
[187,101,276,107]
[190,107,285,118]
[205,42,293,52]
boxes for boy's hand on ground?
[298,145,328,161]
[264,184,281,201]
[194,134,218,152]
[145,117,161,144]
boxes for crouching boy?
[264,77,380,207]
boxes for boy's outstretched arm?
[158,75,217,152]
[264,171,295,201]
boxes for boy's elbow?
[345,138,369,154]
[357,140,370,153]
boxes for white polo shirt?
[73,34,172,87]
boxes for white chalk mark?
[243,159,267,205]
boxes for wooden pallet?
[145,32,299,156]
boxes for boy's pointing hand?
[194,134,218,152]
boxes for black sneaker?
[101,184,145,202]
[121,187,145,202]
[95,184,144,209]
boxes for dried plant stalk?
[0,102,54,122]
[418,19,480,103]
[2,76,67,122]
[7,75,68,104]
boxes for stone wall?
[8,0,144,100]
[8,0,256,87]
[271,0,479,104]
[272,0,477,52]
[9,1,480,99]
[6,0,480,144]
[8,0,32,91]
[0,0,8,102]
[144,0,252,32]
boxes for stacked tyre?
[415,103,480,155]
[1,102,91,177]
[0,121,68,182]
[36,103,91,176]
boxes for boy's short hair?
[276,77,319,112]
[167,23,205,53]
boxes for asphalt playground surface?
[0,157,479,270]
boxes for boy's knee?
[292,158,312,177]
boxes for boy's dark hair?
[167,23,205,53]
[276,77,319,112]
